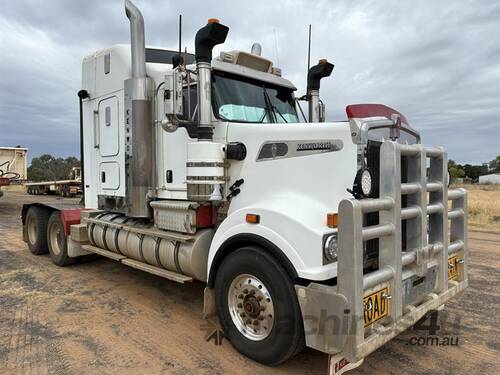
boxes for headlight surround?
[323,232,339,263]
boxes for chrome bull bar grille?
[337,141,468,362]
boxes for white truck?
[21,1,468,372]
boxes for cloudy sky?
[0,0,498,164]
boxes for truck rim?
[48,221,63,256]
[228,273,275,341]
[27,215,37,245]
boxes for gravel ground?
[0,191,498,375]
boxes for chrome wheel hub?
[228,274,274,341]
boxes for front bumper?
[295,141,468,362]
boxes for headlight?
[323,232,338,263]
[353,168,373,198]
[360,169,372,196]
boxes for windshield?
[212,71,299,123]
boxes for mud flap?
[328,354,364,375]
[203,287,217,318]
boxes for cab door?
[97,96,121,193]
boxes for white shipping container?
[479,173,500,184]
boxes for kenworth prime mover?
[21,1,468,373]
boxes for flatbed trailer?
[25,179,82,197]
[25,167,82,197]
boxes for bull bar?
[296,141,468,362]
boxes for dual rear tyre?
[26,207,49,255]
[26,207,74,266]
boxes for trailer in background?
[0,146,28,181]
[0,146,27,199]
[25,167,82,197]
[0,177,10,198]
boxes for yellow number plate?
[448,256,458,280]
[363,287,389,327]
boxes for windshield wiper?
[262,86,288,123]
[262,86,276,123]
[273,105,288,123]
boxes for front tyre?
[215,246,304,365]
[47,211,75,266]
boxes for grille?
[365,141,381,267]
[364,141,409,268]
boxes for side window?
[179,85,197,121]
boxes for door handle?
[93,110,100,148]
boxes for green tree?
[27,155,80,182]
[489,155,500,172]
[461,163,488,181]
[448,160,465,182]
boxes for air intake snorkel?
[307,59,334,123]
[194,19,229,140]
[186,19,229,203]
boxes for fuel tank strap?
[83,217,195,242]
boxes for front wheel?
[215,246,304,366]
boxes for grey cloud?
[0,0,498,164]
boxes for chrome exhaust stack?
[124,0,153,217]
[125,0,146,79]
[307,59,334,123]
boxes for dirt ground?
[0,191,499,375]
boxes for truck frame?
[21,1,468,373]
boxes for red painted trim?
[346,104,408,125]
[60,208,85,236]
[196,204,214,228]
[0,178,10,186]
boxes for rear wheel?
[215,246,304,366]
[25,206,50,255]
[47,211,75,266]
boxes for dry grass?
[451,184,500,232]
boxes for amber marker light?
[327,213,339,228]
[207,18,220,24]
[246,214,260,224]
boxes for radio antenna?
[178,14,182,54]
[273,28,280,67]
[307,24,312,73]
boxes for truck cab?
[22,1,468,371]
